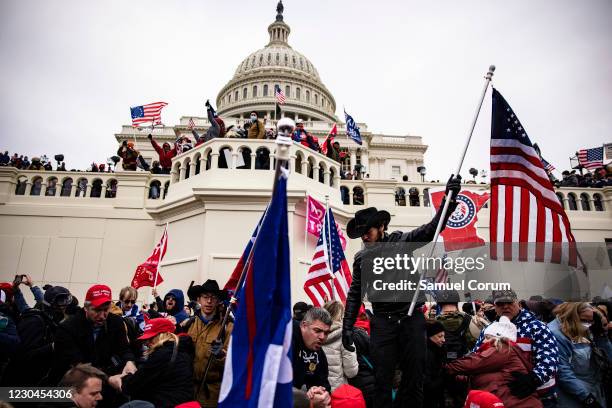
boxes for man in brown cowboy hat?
[342,175,461,408]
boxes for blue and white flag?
[344,110,362,145]
[219,173,293,408]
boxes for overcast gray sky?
[1,0,610,180]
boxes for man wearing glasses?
[187,279,233,406]
[3,284,73,386]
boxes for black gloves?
[210,339,224,358]
[445,174,462,201]
[508,371,541,399]
[205,99,211,109]
[341,326,355,352]
[590,311,606,338]
[583,394,603,408]
[147,134,152,140]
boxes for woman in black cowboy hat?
[342,175,462,408]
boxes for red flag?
[429,189,489,252]
[131,227,168,289]
[306,195,347,250]
[320,123,337,155]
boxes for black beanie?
[426,320,445,338]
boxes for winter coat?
[6,307,59,386]
[121,336,195,408]
[51,307,135,384]
[247,119,265,139]
[472,309,558,395]
[548,318,612,408]
[117,146,139,170]
[150,139,176,170]
[188,314,233,407]
[436,312,473,360]
[348,327,375,408]
[446,342,542,408]
[322,321,359,391]
[343,200,458,326]
[424,340,446,408]
[0,307,19,381]
[292,320,331,392]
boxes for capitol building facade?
[0,3,610,305]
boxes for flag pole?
[408,65,495,316]
[325,195,336,301]
[197,127,293,398]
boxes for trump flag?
[131,226,167,289]
[219,172,293,408]
[429,189,489,252]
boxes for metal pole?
[198,129,293,398]
[325,195,336,301]
[408,65,495,316]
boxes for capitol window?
[296,87,301,99]
[263,84,269,96]
[285,85,291,98]
[234,90,239,101]
[243,88,248,99]
[306,90,310,102]
[253,85,258,97]
[228,94,232,103]
[276,54,279,63]
[314,94,318,104]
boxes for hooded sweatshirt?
[163,289,189,325]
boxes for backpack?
[442,314,471,361]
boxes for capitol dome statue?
[216,1,337,123]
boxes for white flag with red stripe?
[304,208,352,306]
[489,89,577,267]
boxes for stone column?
[269,153,276,171]
[190,162,197,177]
[83,184,90,198]
[24,181,33,195]
[301,160,308,175]
[70,183,77,197]
[231,152,238,169]
[210,152,220,169]
[333,167,341,188]
[179,166,187,180]
[101,184,108,198]
[350,149,356,172]
[250,153,256,170]
[323,170,330,185]
[200,155,207,172]
[289,155,296,173]
[313,165,319,181]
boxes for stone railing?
[169,138,342,188]
[0,167,171,205]
[339,179,611,214]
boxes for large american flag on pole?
[130,102,168,127]
[490,89,577,267]
[304,208,352,306]
[577,146,604,170]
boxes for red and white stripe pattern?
[490,89,577,266]
[188,117,195,130]
[275,85,286,105]
[304,209,352,306]
[131,101,168,127]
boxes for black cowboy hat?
[346,207,391,239]
[187,279,228,301]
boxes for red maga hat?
[138,318,176,340]
[85,284,112,308]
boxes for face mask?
[582,322,592,329]
[250,116,257,122]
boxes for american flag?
[187,117,195,130]
[130,102,168,127]
[304,208,352,306]
[490,89,577,267]
[541,158,555,174]
[275,85,286,105]
[577,146,604,170]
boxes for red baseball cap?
[0,282,13,303]
[463,390,505,408]
[85,284,112,308]
[138,318,176,340]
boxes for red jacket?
[446,343,542,408]
[150,139,176,169]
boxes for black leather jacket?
[343,199,457,328]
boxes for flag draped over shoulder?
[304,208,352,306]
[218,174,293,408]
[130,102,168,127]
[131,226,167,289]
[489,89,577,266]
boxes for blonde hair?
[554,302,592,342]
[145,332,179,357]
[324,301,344,323]
[119,286,138,301]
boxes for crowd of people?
[554,168,612,189]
